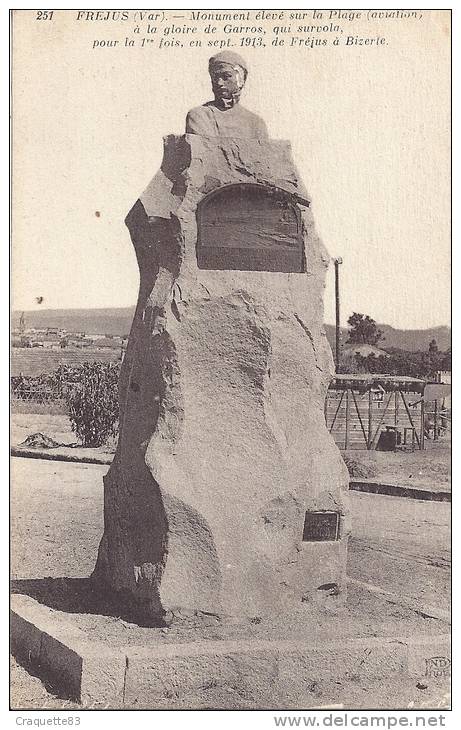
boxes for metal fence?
[10,377,75,412]
[11,382,61,405]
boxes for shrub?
[62,361,120,447]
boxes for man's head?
[208,52,248,108]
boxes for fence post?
[367,388,373,449]
[434,399,438,441]
[420,398,425,450]
[345,388,350,450]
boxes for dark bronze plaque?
[197,183,305,272]
[302,511,340,542]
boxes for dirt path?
[349,491,450,614]
[344,440,451,491]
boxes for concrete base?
[11,592,450,709]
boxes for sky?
[11,9,450,329]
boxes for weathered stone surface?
[124,638,408,708]
[92,134,350,625]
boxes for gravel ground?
[343,441,450,491]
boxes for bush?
[62,361,120,447]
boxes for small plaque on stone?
[302,511,340,542]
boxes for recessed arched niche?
[196,183,305,273]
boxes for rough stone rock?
[92,134,350,625]
[20,432,60,449]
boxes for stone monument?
[93,52,350,626]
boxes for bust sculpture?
[186,51,269,140]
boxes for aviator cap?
[208,51,248,75]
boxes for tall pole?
[334,257,343,371]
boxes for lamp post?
[333,257,343,371]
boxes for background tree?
[346,313,384,346]
[441,348,451,371]
[427,338,444,377]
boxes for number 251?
[36,10,54,20]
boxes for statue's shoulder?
[185,103,216,135]
[238,104,258,117]
[238,105,269,138]
[238,105,263,122]
[187,102,213,118]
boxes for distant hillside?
[342,344,388,358]
[319,324,449,353]
[12,307,136,337]
[12,308,450,352]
